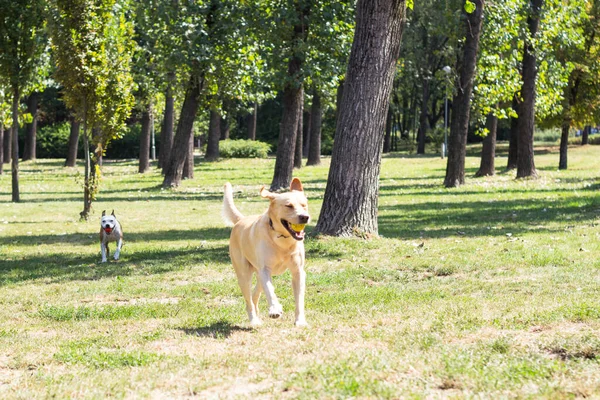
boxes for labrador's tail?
[223,183,244,225]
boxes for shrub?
[37,122,72,158]
[218,139,271,158]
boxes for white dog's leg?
[101,242,107,263]
[258,268,283,318]
[234,262,262,326]
[114,238,122,260]
[291,267,307,326]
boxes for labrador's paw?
[268,304,283,319]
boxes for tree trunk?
[162,76,202,188]
[302,109,311,157]
[247,102,257,140]
[334,80,344,132]
[81,133,91,220]
[0,123,3,174]
[475,112,497,177]
[205,108,221,161]
[307,90,322,166]
[315,0,406,236]
[516,0,543,179]
[506,96,519,170]
[3,124,9,164]
[64,118,80,167]
[270,3,310,191]
[416,79,430,154]
[138,105,152,173]
[11,86,20,202]
[183,129,194,179]
[558,117,570,170]
[443,0,485,188]
[22,92,39,161]
[220,114,230,140]
[294,87,304,169]
[383,106,393,153]
[158,82,174,170]
[582,125,590,145]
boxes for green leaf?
[464,0,476,14]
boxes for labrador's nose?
[298,214,309,224]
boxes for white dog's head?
[261,178,310,241]
[101,210,118,234]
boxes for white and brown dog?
[223,178,310,326]
[99,210,123,263]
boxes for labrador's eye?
[286,204,294,208]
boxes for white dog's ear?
[102,210,106,217]
[290,178,304,192]
[260,186,276,200]
[111,210,115,216]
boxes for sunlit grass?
[0,143,599,397]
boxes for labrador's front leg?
[257,267,283,318]
[291,266,307,326]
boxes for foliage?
[35,121,72,158]
[218,139,271,158]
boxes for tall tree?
[0,0,47,202]
[49,0,135,219]
[158,78,174,171]
[294,88,304,169]
[315,0,406,236]
[443,0,485,188]
[64,117,79,167]
[138,105,152,173]
[306,90,322,166]
[474,112,497,176]
[205,107,221,161]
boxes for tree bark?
[22,92,39,161]
[11,86,20,202]
[582,125,590,145]
[183,129,194,178]
[443,0,485,187]
[416,78,430,154]
[558,117,570,170]
[64,118,80,167]
[220,113,230,140]
[0,123,3,174]
[158,81,174,170]
[506,96,519,170]
[270,2,310,191]
[2,124,9,163]
[162,76,202,188]
[205,108,221,161]
[247,102,257,140]
[294,87,304,169]
[516,0,543,179]
[139,104,152,173]
[383,106,393,153]
[307,90,322,166]
[475,112,497,177]
[302,109,311,157]
[315,0,406,236]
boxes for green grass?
[1,143,600,398]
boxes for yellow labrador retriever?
[223,178,310,326]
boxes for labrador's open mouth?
[281,219,305,241]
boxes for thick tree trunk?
[315,0,406,236]
[162,76,202,188]
[22,92,39,161]
[294,87,304,169]
[443,0,485,187]
[139,105,152,173]
[416,79,430,154]
[220,113,230,140]
[158,82,174,170]
[475,112,498,177]
[383,106,393,153]
[559,117,570,170]
[582,125,590,145]
[302,109,311,157]
[0,123,3,174]
[506,97,519,170]
[11,86,20,202]
[64,118,80,167]
[247,102,257,140]
[205,109,221,161]
[307,91,322,166]
[334,80,344,132]
[183,130,194,179]
[516,0,543,179]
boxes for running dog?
[223,178,310,326]
[99,210,123,263]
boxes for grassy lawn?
[1,144,600,398]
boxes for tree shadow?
[178,321,252,338]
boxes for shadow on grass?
[179,321,252,338]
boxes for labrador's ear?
[102,210,106,217]
[260,186,277,200]
[290,178,304,192]
[111,210,115,217]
